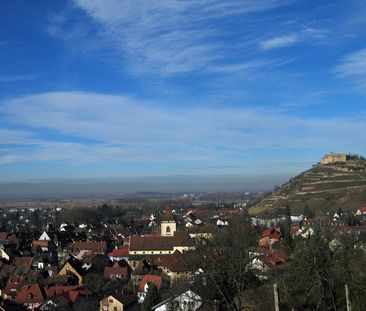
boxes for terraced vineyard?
[249,160,366,215]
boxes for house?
[103,262,130,280]
[99,293,138,311]
[0,248,10,261]
[70,241,107,254]
[259,227,282,248]
[354,206,366,216]
[15,284,46,310]
[0,232,18,246]
[40,286,93,310]
[108,246,129,262]
[58,256,85,284]
[157,251,192,281]
[129,231,194,258]
[3,275,26,299]
[39,231,52,242]
[261,250,290,271]
[137,274,164,303]
[152,290,202,311]
[32,240,54,253]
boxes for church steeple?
[161,207,176,236]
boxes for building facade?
[320,152,347,165]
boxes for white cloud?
[1,91,366,165]
[46,0,289,75]
[334,48,366,77]
[260,34,299,50]
[334,48,366,91]
[260,27,329,51]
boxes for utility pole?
[345,284,352,311]
[273,283,280,311]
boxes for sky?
[0,0,366,185]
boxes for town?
[2,1,366,310]
[0,188,365,310]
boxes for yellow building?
[100,294,138,311]
[58,256,84,284]
[320,152,347,165]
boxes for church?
[128,208,194,267]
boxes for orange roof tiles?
[33,240,49,248]
[71,241,107,251]
[15,284,46,304]
[108,246,129,257]
[103,265,129,279]
[130,231,193,251]
[138,275,163,292]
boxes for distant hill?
[249,156,366,216]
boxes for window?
[166,226,171,234]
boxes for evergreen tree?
[283,205,294,252]
[302,204,314,218]
[142,283,162,311]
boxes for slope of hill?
[249,159,366,216]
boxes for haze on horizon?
[0,174,290,198]
[1,1,366,187]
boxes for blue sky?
[0,0,366,183]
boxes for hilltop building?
[320,152,347,165]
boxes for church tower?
[161,207,176,237]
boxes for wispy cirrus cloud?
[46,0,291,75]
[1,91,366,166]
[0,74,38,83]
[334,48,366,77]
[260,27,329,50]
[334,48,366,91]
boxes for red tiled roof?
[13,257,33,267]
[108,246,129,257]
[69,288,92,302]
[4,275,26,296]
[262,250,290,271]
[163,207,175,222]
[45,286,92,303]
[45,285,78,298]
[138,275,163,292]
[262,228,282,240]
[103,265,129,279]
[15,284,46,304]
[33,240,49,248]
[71,241,107,251]
[130,231,193,251]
